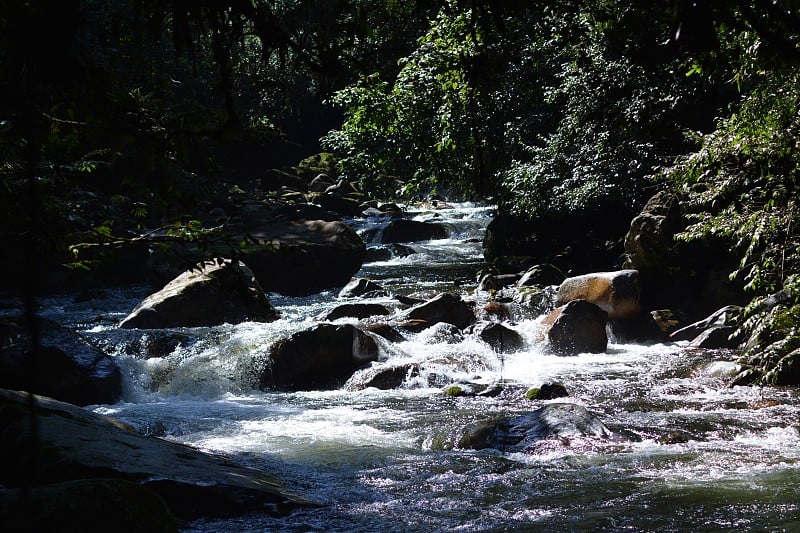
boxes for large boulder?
[246,220,366,296]
[459,403,613,452]
[262,324,379,390]
[545,299,608,355]
[120,258,279,329]
[483,209,630,274]
[555,269,641,319]
[380,219,449,243]
[403,293,476,330]
[623,191,684,275]
[0,389,311,520]
[623,190,745,317]
[0,318,121,406]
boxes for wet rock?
[338,278,388,298]
[262,324,379,390]
[556,269,640,320]
[608,313,668,344]
[380,219,449,243]
[0,389,312,520]
[393,319,431,333]
[344,363,420,391]
[317,192,362,217]
[322,303,391,321]
[545,299,608,355]
[0,318,121,406]
[478,322,525,353]
[524,382,569,400]
[120,258,279,329]
[459,403,613,452]
[477,273,521,292]
[476,301,511,321]
[517,263,565,287]
[418,322,464,344]
[363,243,417,262]
[363,323,406,343]
[670,305,742,342]
[689,326,738,349]
[403,293,475,330]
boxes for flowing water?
[18,204,800,531]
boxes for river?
[26,203,800,531]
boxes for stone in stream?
[459,403,613,452]
[262,324,379,391]
[478,322,525,353]
[544,299,608,355]
[402,293,476,330]
[380,219,450,243]
[120,258,279,329]
[0,389,313,523]
[321,303,391,321]
[338,278,388,298]
[344,362,421,391]
[555,269,641,320]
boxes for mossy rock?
[296,152,338,180]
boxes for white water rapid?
[13,203,800,531]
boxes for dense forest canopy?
[1,0,799,315]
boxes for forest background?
[2,1,799,384]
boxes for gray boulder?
[459,403,613,452]
[262,324,379,390]
[380,219,449,243]
[120,258,279,329]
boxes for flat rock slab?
[0,389,313,520]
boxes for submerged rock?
[459,403,613,452]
